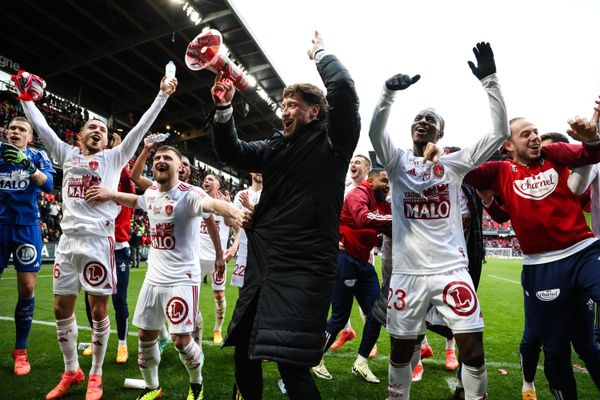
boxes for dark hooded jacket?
[212,54,360,366]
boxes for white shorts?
[133,283,199,334]
[53,234,116,296]
[386,268,484,339]
[199,259,226,290]
[230,255,247,288]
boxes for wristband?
[216,103,232,110]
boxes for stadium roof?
[1,0,285,158]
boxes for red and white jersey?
[137,182,210,285]
[466,142,600,264]
[233,188,262,258]
[198,214,227,260]
[369,74,508,275]
[22,92,169,237]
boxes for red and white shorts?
[199,259,226,290]
[53,234,116,296]
[386,267,484,339]
[230,255,246,288]
[133,283,199,334]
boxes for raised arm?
[130,139,156,192]
[444,42,509,172]
[112,77,177,166]
[308,31,360,157]
[21,101,71,163]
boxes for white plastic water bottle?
[144,132,170,144]
[165,61,176,79]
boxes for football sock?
[389,359,412,399]
[178,339,203,384]
[90,316,110,375]
[411,343,421,369]
[421,335,429,349]
[15,296,34,349]
[446,337,456,351]
[158,325,169,341]
[56,315,79,373]
[118,339,127,348]
[214,297,226,332]
[462,363,487,399]
[522,380,535,392]
[194,311,203,345]
[138,339,160,389]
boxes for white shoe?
[311,359,332,380]
[352,360,380,383]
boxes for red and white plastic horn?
[185,29,250,102]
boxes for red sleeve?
[346,187,392,231]
[485,198,510,223]
[542,142,600,168]
[464,161,503,191]
[119,167,136,194]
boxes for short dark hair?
[283,83,327,119]
[368,167,386,179]
[540,132,569,144]
[205,173,223,187]
[155,145,182,160]
[9,116,33,134]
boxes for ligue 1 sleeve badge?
[433,164,445,178]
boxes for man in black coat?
[211,31,360,400]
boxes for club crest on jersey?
[433,164,444,178]
[165,204,174,216]
[536,288,560,301]
[513,168,558,200]
[443,281,478,316]
[166,297,188,324]
[88,161,99,171]
[83,262,107,287]
[15,244,37,265]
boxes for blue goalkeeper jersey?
[0,144,55,225]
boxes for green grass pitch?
[0,257,597,399]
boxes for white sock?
[522,380,535,392]
[214,296,226,332]
[177,339,203,384]
[355,354,367,364]
[56,315,79,373]
[421,335,429,349]
[462,363,487,400]
[446,338,456,351]
[118,339,127,348]
[410,344,421,370]
[193,311,203,345]
[158,325,169,341]
[138,339,160,389]
[342,319,352,333]
[389,360,412,399]
[90,316,110,375]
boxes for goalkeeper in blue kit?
[0,116,55,376]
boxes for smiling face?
[152,148,181,185]
[281,91,320,140]
[251,172,263,184]
[348,155,371,183]
[6,118,33,150]
[411,109,444,146]
[369,170,390,202]
[504,118,541,165]
[179,155,191,182]
[78,119,109,155]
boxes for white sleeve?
[111,91,170,168]
[21,100,73,164]
[569,164,599,195]
[368,86,404,175]
[136,193,147,210]
[441,74,509,177]
[188,190,209,216]
[233,191,244,210]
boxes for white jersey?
[22,92,169,236]
[368,74,508,275]
[198,213,228,260]
[233,188,262,258]
[570,163,599,234]
[137,182,210,286]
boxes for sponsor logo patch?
[15,244,37,265]
[513,168,558,200]
[344,279,357,287]
[166,297,188,325]
[536,288,560,301]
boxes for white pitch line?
[488,274,521,285]
[446,376,458,394]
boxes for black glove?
[468,42,496,80]
[2,143,37,174]
[385,74,421,91]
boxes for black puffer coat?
[212,54,360,366]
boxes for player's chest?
[147,195,182,221]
